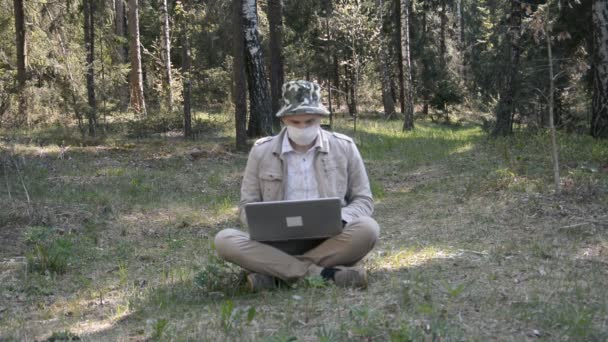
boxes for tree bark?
[326,16,333,127]
[182,32,192,138]
[455,0,465,80]
[233,0,248,151]
[492,0,521,137]
[114,0,129,110]
[547,25,560,193]
[592,0,608,138]
[84,0,97,136]
[128,0,147,116]
[333,52,341,110]
[267,0,284,129]
[421,8,430,116]
[115,0,128,62]
[243,0,272,137]
[395,0,405,115]
[161,0,173,112]
[378,0,395,119]
[400,0,414,131]
[14,0,27,126]
[440,0,447,62]
[380,38,396,119]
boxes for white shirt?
[281,131,322,201]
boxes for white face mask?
[286,124,320,146]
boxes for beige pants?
[214,216,380,282]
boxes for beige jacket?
[239,127,374,226]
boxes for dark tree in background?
[233,0,248,151]
[114,0,127,63]
[400,0,414,131]
[84,0,97,136]
[592,0,608,138]
[394,0,405,117]
[243,0,272,137]
[267,0,284,128]
[379,1,396,119]
[13,0,27,126]
[128,0,147,116]
[114,0,129,110]
[1,0,606,141]
[493,0,522,137]
[181,25,192,138]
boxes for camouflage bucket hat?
[276,80,330,117]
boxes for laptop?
[245,197,343,255]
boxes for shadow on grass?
[74,242,608,341]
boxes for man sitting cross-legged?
[214,80,380,291]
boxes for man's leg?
[214,229,323,282]
[297,216,380,268]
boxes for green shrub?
[24,226,73,274]
[193,254,242,293]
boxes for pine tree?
[591,0,608,138]
[84,0,97,136]
[13,0,27,126]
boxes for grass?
[1,113,608,340]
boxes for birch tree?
[161,0,173,112]
[128,0,147,116]
[243,0,272,137]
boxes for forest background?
[1,0,608,340]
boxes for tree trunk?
[14,0,27,126]
[421,8,431,117]
[161,0,173,112]
[128,0,147,116]
[326,17,333,127]
[400,0,414,131]
[440,0,447,62]
[233,0,248,151]
[395,0,405,115]
[84,0,97,136]
[378,0,395,119]
[547,24,560,193]
[380,38,396,119]
[243,0,272,137]
[115,0,129,110]
[267,0,284,129]
[323,0,333,125]
[182,35,192,138]
[333,52,341,110]
[115,0,128,62]
[455,0,465,81]
[349,67,357,117]
[492,0,521,137]
[591,0,608,138]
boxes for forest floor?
[1,114,608,341]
